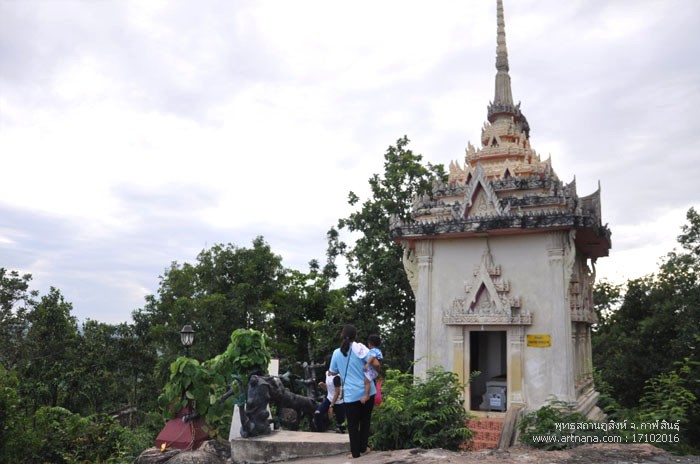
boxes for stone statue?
[232,373,321,438]
[267,376,319,430]
[239,375,273,438]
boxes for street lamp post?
[180,324,195,357]
[155,323,209,451]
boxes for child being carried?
[361,333,383,404]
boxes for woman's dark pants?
[344,396,375,458]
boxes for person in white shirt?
[314,368,346,433]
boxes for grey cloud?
[2,0,699,324]
[112,182,218,218]
[0,0,285,121]
[0,181,333,323]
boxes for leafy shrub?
[224,328,271,378]
[592,368,623,417]
[158,328,272,438]
[3,371,139,463]
[370,366,472,451]
[626,358,697,454]
[157,355,232,439]
[592,358,698,454]
[113,425,158,463]
[15,407,125,463]
[638,358,697,427]
[518,400,613,450]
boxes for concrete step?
[231,430,349,463]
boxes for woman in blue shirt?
[329,324,378,458]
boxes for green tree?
[113,322,160,424]
[267,252,351,367]
[195,238,284,337]
[268,267,326,365]
[334,136,446,371]
[134,260,199,367]
[0,269,36,370]
[132,236,351,394]
[660,208,700,361]
[592,278,623,327]
[137,236,348,380]
[18,287,80,411]
[594,208,700,406]
[67,320,122,415]
[0,365,26,461]
[593,275,663,405]
[593,207,700,450]
[278,229,355,368]
[62,321,157,421]
[136,237,285,369]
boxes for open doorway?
[469,331,507,411]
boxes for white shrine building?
[390,0,611,419]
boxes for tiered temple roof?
[390,0,611,258]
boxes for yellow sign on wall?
[527,334,551,347]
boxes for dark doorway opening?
[470,331,507,411]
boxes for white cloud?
[597,205,692,283]
[1,0,699,323]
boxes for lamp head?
[180,324,195,348]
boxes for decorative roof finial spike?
[493,0,514,107]
[496,0,509,72]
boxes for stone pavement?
[284,444,700,464]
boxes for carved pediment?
[457,164,510,219]
[443,248,531,325]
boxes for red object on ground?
[155,404,211,451]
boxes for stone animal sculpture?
[235,374,321,438]
[239,375,274,438]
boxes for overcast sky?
[1,0,699,325]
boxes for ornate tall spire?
[487,0,529,137]
[393,0,610,265]
[494,0,513,107]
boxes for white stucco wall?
[413,231,577,411]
